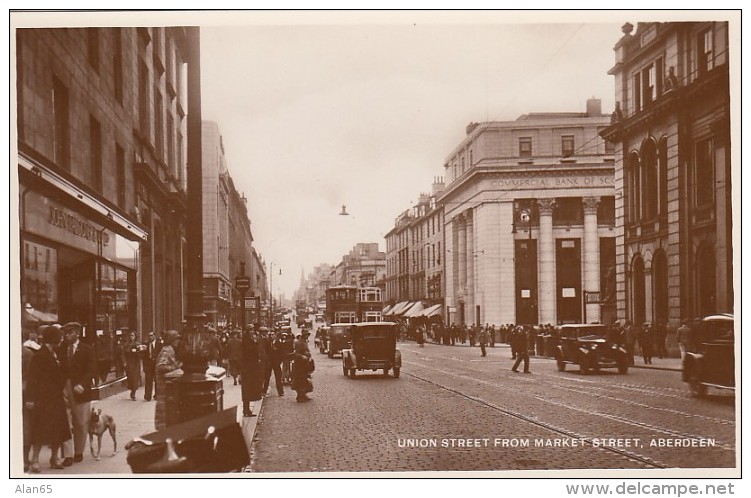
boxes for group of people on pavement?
[237,324,315,415]
[22,322,94,473]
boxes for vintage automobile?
[314,326,330,354]
[327,323,351,358]
[555,323,629,374]
[342,322,401,378]
[682,313,735,397]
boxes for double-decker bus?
[325,285,383,324]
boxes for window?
[52,76,70,170]
[116,144,126,207]
[87,28,99,72]
[561,135,575,157]
[604,138,615,154]
[628,152,641,222]
[632,73,641,112]
[154,89,163,160]
[597,196,615,226]
[469,149,473,166]
[113,29,123,103]
[90,115,102,191]
[167,115,175,177]
[461,156,465,173]
[139,61,150,139]
[694,139,714,208]
[641,139,657,220]
[698,29,714,74]
[553,197,583,226]
[658,137,668,216]
[519,137,532,157]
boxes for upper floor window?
[469,149,474,166]
[519,137,532,157]
[694,138,714,208]
[52,76,70,170]
[561,135,575,157]
[553,197,583,226]
[633,58,664,113]
[698,29,714,74]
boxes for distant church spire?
[300,266,306,287]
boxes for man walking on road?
[511,326,530,373]
[478,326,489,357]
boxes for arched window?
[695,244,716,316]
[628,152,641,222]
[653,250,668,324]
[632,255,646,326]
[658,136,668,216]
[641,138,657,219]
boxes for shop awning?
[403,302,425,318]
[394,301,417,316]
[421,304,443,318]
[382,304,394,315]
[388,301,409,315]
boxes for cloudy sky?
[198,12,626,297]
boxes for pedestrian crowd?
[21,317,317,474]
[392,316,692,370]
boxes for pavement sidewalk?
[24,378,263,476]
[403,340,683,372]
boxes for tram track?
[403,369,668,469]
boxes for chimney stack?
[432,176,446,196]
[587,97,602,117]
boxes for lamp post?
[268,263,281,328]
[165,26,224,428]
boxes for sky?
[198,12,625,298]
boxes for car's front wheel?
[556,355,566,371]
[689,381,708,398]
[393,367,400,378]
[579,358,590,375]
[350,368,357,378]
[617,362,629,374]
[328,350,333,359]
[343,366,348,376]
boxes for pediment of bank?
[442,168,615,220]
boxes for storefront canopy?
[388,301,410,316]
[421,304,443,318]
[403,302,425,318]
[382,304,394,315]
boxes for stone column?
[537,199,557,324]
[582,196,601,324]
[457,215,467,300]
[466,210,475,325]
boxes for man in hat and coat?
[59,322,95,466]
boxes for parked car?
[342,322,401,378]
[682,313,735,397]
[327,323,352,359]
[555,323,629,374]
[314,326,330,354]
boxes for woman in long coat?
[154,330,181,431]
[26,325,72,473]
[240,328,264,417]
[124,331,143,400]
[292,332,313,402]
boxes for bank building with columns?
[441,99,617,327]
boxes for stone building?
[441,100,616,327]
[16,27,193,387]
[201,121,232,327]
[600,22,732,327]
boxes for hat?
[40,324,63,345]
[62,322,82,333]
[163,330,181,344]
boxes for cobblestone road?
[251,340,736,474]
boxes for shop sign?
[24,191,115,259]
